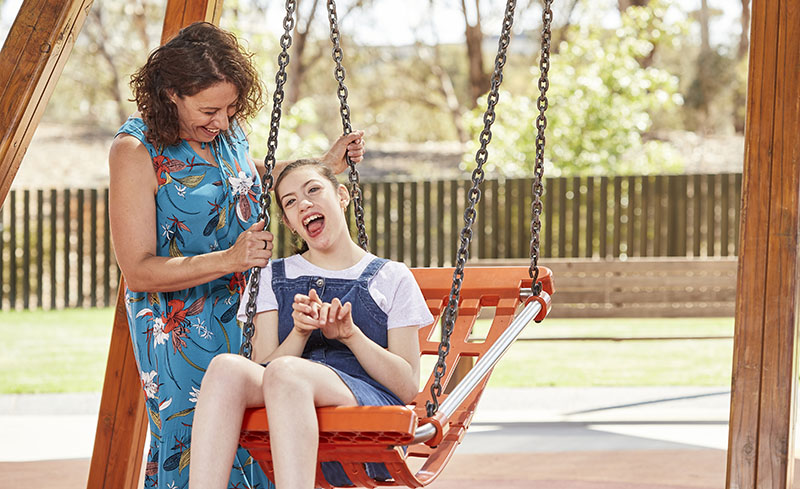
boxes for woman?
[188,159,432,489]
[108,22,365,489]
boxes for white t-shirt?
[237,253,434,330]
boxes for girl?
[189,159,433,489]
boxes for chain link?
[327,0,369,250]
[529,0,552,294]
[240,0,297,359]
[426,0,517,418]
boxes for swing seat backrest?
[239,266,553,488]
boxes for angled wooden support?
[161,0,223,44]
[0,0,92,205]
[726,1,800,488]
[86,1,225,489]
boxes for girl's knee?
[262,356,307,392]
[204,353,248,385]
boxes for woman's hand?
[224,220,273,272]
[321,130,365,174]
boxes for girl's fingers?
[318,303,331,325]
[328,299,341,323]
[339,301,351,321]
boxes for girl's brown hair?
[130,22,264,148]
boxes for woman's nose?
[214,111,229,131]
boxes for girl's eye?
[283,198,295,207]
[308,186,320,193]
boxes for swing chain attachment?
[327,0,369,251]
[529,0,552,296]
[240,0,297,359]
[426,0,517,418]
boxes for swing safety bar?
[411,289,551,444]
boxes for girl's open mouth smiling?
[303,213,325,237]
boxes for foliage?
[462,0,687,177]
[43,1,164,127]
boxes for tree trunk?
[461,0,489,108]
[551,0,580,54]
[617,0,649,11]
[88,7,128,124]
[286,0,319,108]
[738,0,751,60]
[423,45,467,143]
[699,0,711,54]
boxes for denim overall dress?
[272,256,403,486]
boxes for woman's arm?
[109,134,273,292]
[252,130,366,179]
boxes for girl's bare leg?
[189,353,267,489]
[262,356,357,489]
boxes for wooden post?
[0,0,92,206]
[726,1,800,488]
[86,2,225,489]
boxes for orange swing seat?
[239,265,554,488]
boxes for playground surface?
[1,386,798,489]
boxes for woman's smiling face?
[277,166,349,249]
[171,81,238,143]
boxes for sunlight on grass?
[0,308,115,393]
[1,309,734,393]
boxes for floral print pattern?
[118,118,271,489]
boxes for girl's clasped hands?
[291,289,357,341]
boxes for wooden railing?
[0,172,743,311]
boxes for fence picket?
[0,172,745,311]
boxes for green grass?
[0,308,115,393]
[0,309,734,393]
[426,317,734,388]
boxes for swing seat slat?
[239,266,554,488]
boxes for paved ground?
[0,386,759,488]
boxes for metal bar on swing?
[411,295,547,444]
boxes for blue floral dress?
[118,117,272,489]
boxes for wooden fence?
[0,173,742,311]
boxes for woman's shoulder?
[116,115,147,139]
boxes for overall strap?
[357,257,389,282]
[271,258,286,281]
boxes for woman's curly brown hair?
[130,22,265,149]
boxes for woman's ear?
[338,184,350,209]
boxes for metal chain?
[426,0,517,418]
[529,0,552,294]
[240,0,297,359]
[326,0,369,250]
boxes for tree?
[462,0,684,177]
[460,0,490,108]
[738,0,750,60]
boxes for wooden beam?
[726,1,800,488]
[161,0,224,44]
[85,283,148,489]
[87,2,225,489]
[0,0,92,206]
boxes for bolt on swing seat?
[239,266,553,488]
[237,0,555,486]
